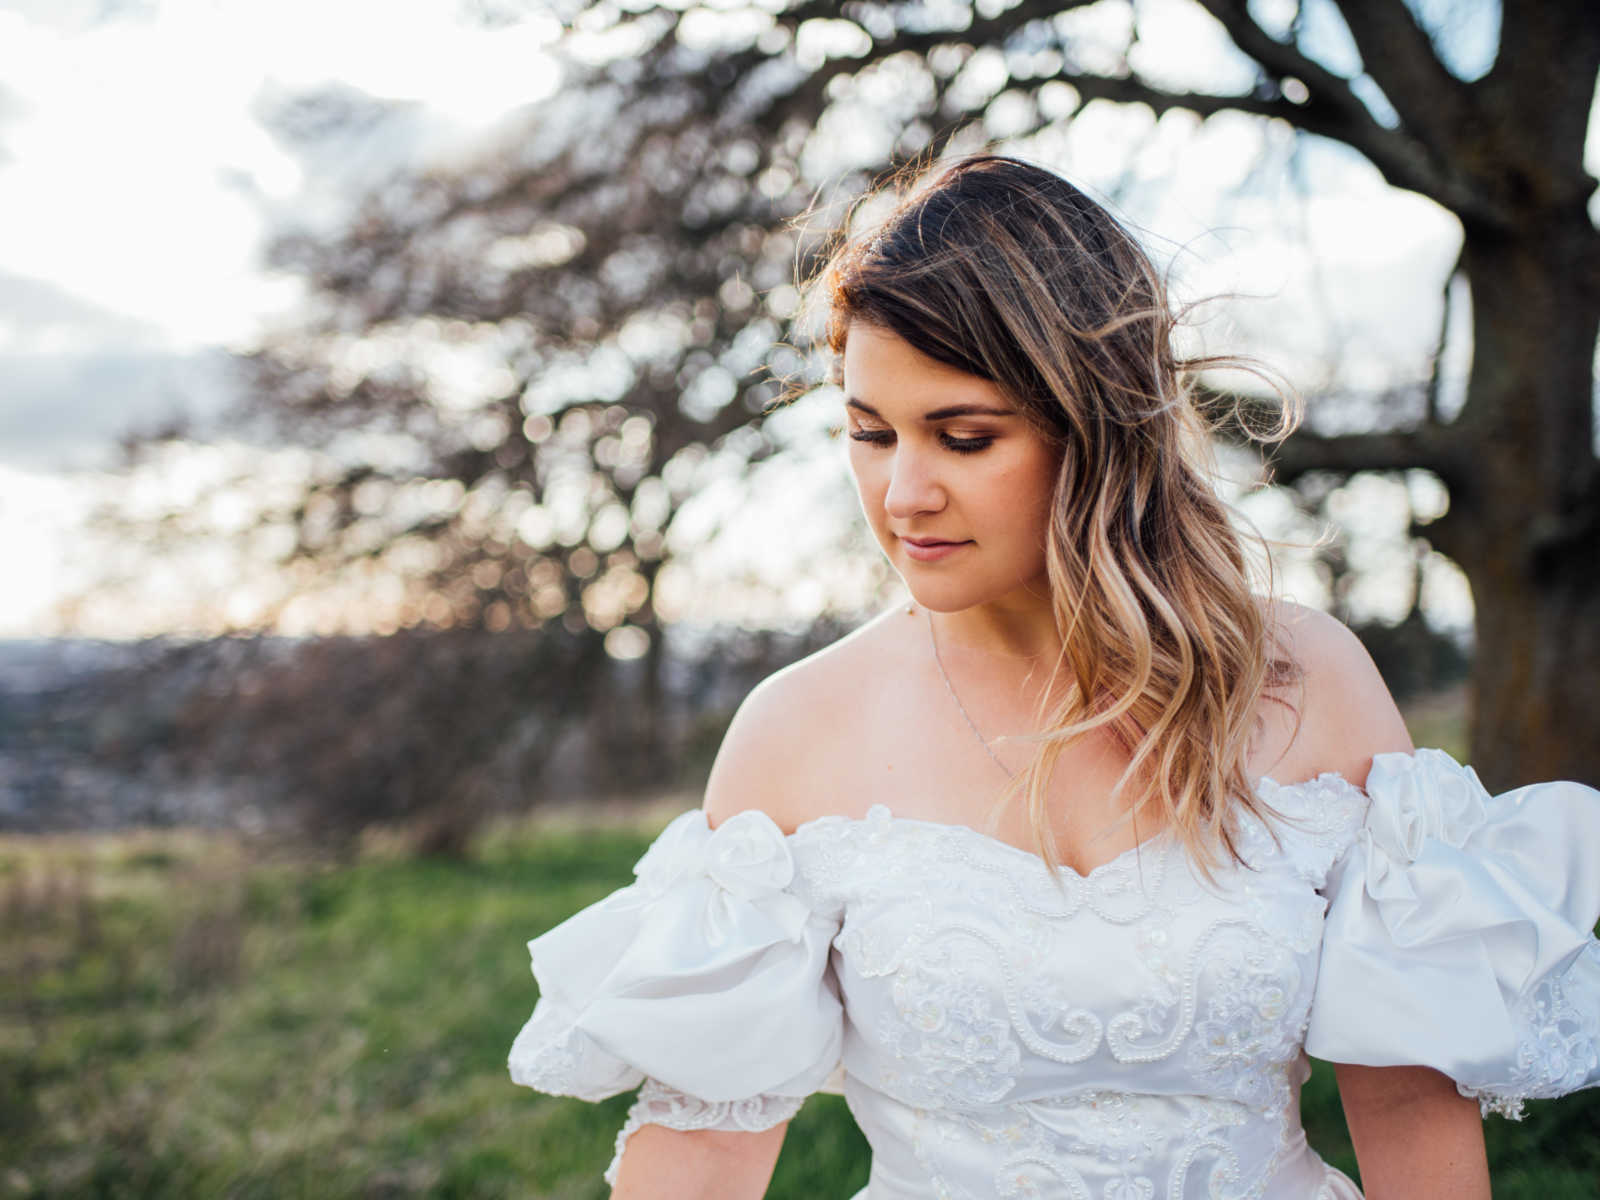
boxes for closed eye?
[848,429,995,454]
[847,428,892,447]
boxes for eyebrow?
[845,397,1017,421]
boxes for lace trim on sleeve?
[603,1079,806,1187]
[508,994,644,1102]
[1457,939,1600,1121]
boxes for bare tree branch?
[1190,0,1375,130]
[1014,67,1475,221]
[1330,0,1478,150]
[1043,72,1303,123]
[1424,249,1464,427]
[1267,428,1456,486]
[1183,0,1482,212]
[111,0,1598,785]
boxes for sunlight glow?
[0,3,562,349]
[0,0,1534,640]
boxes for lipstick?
[900,538,970,562]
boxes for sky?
[0,0,1582,640]
[0,0,568,634]
[0,0,565,406]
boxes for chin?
[896,576,989,614]
[897,566,1053,616]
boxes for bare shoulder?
[1260,599,1414,789]
[703,603,910,833]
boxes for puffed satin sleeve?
[507,807,844,1183]
[1305,748,1600,1117]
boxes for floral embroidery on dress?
[1185,932,1304,1110]
[882,931,1027,1106]
[1458,938,1600,1119]
[509,754,1600,1198]
[792,802,1351,1197]
[505,997,586,1095]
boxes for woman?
[508,155,1600,1198]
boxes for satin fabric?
[509,749,1600,1197]
[512,808,844,1104]
[1307,752,1600,1102]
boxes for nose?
[883,444,945,520]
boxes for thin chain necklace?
[918,603,1016,779]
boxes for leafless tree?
[165,0,1595,787]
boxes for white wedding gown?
[508,749,1600,1198]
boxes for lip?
[898,536,970,562]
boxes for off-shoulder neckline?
[783,768,1371,882]
[789,805,1166,882]
[1256,768,1367,796]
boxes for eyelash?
[839,428,995,455]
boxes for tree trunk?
[1464,547,1599,791]
[1429,213,1600,790]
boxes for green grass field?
[3,795,1597,1198]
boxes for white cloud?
[0,1,561,350]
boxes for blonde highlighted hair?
[803,153,1302,877]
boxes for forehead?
[841,323,1014,413]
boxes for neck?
[921,583,1063,663]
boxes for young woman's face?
[841,321,1061,614]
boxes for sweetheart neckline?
[785,768,1366,881]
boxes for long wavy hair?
[801,153,1302,877]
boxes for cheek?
[1005,455,1059,547]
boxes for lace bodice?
[508,750,1600,1199]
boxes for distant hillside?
[0,614,1467,839]
[0,625,836,838]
